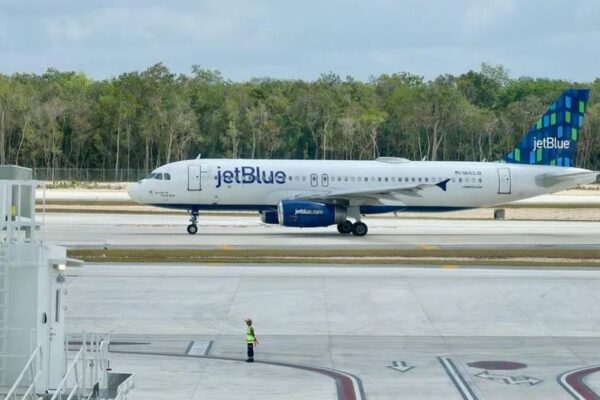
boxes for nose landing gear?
[187,211,199,235]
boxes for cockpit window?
[144,171,170,180]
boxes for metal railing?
[0,243,44,271]
[4,343,42,400]
[114,374,136,400]
[0,180,43,244]
[32,168,147,183]
[50,332,110,400]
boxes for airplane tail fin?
[503,88,590,167]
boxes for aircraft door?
[497,168,511,194]
[310,173,318,187]
[188,165,202,191]
[48,280,66,387]
[321,174,329,187]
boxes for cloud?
[0,0,598,81]
[462,0,517,38]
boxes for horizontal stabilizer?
[536,171,599,187]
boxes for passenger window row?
[211,174,483,184]
[454,177,483,183]
[286,176,475,184]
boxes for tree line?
[0,63,599,178]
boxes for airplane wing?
[295,179,451,202]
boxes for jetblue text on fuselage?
[533,137,571,151]
[216,166,286,188]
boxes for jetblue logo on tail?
[533,138,570,151]
[503,88,590,167]
[216,166,286,188]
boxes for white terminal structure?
[0,166,134,400]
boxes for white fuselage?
[128,158,595,213]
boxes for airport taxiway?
[43,212,600,249]
[66,264,600,400]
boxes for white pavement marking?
[474,370,542,385]
[388,360,415,373]
[557,365,600,400]
[438,357,479,400]
[185,340,212,356]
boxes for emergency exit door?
[310,173,318,187]
[321,174,329,187]
[497,168,511,194]
[188,165,201,191]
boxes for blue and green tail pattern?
[503,88,590,167]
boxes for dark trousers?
[247,343,254,360]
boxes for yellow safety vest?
[246,327,255,344]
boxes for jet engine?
[277,200,346,228]
[260,210,279,224]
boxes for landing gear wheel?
[337,220,353,235]
[351,222,368,237]
[187,210,199,235]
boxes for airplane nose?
[128,183,141,202]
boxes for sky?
[0,0,599,82]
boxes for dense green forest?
[1,63,599,175]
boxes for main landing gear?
[187,211,199,235]
[337,220,353,234]
[337,220,368,237]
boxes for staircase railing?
[4,344,43,400]
[114,373,136,400]
[49,332,110,400]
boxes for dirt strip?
[68,248,600,267]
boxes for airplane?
[128,89,598,236]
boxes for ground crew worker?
[245,318,258,362]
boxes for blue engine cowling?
[260,210,279,224]
[277,200,346,228]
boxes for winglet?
[436,179,450,191]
